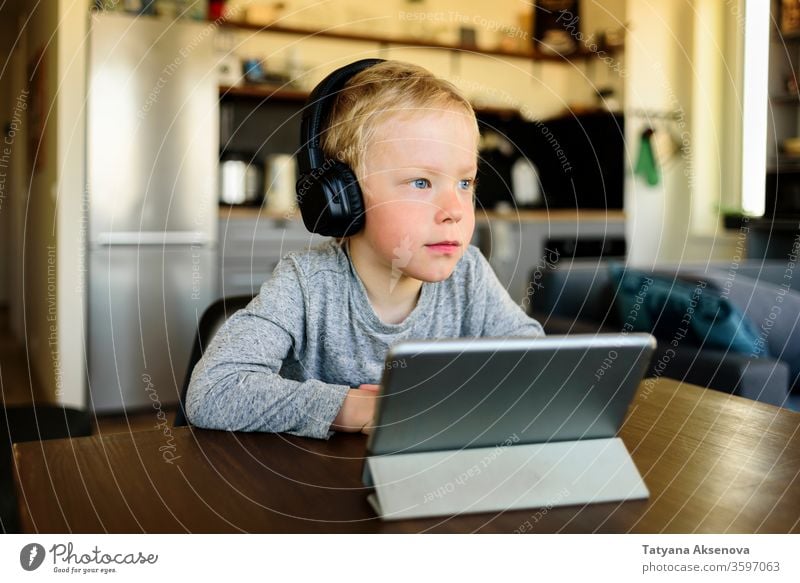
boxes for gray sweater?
[186,240,544,438]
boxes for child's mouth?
[425,241,461,253]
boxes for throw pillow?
[609,264,762,355]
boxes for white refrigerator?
[87,12,219,412]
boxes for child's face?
[353,105,478,284]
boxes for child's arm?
[186,258,360,439]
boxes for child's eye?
[410,178,431,189]
[459,179,474,191]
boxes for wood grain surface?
[13,378,800,533]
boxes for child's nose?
[434,185,464,223]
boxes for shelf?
[776,29,800,42]
[477,209,625,222]
[216,20,622,63]
[747,217,800,230]
[768,157,800,172]
[770,93,800,104]
[219,204,298,222]
[220,84,307,102]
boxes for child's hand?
[356,385,380,434]
[331,387,378,434]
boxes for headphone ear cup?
[297,162,365,237]
[334,165,365,237]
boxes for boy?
[186,60,544,438]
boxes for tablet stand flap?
[366,437,648,521]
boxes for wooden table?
[13,378,800,533]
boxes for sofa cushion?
[701,269,800,392]
[609,264,761,355]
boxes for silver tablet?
[365,334,656,464]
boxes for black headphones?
[295,58,385,237]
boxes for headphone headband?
[295,59,385,237]
[297,58,385,175]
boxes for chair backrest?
[174,295,254,427]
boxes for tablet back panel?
[366,334,655,457]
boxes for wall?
[624,0,743,266]
[55,0,89,409]
[624,0,688,266]
[22,1,61,401]
[1,0,88,408]
[720,0,745,216]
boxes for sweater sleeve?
[473,250,545,338]
[185,256,350,439]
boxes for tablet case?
[366,437,648,521]
[363,334,654,520]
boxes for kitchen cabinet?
[218,208,327,297]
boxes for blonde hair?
[320,61,478,181]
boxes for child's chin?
[413,265,458,283]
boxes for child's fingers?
[359,384,380,392]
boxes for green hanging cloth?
[635,128,660,186]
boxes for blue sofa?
[527,260,800,410]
